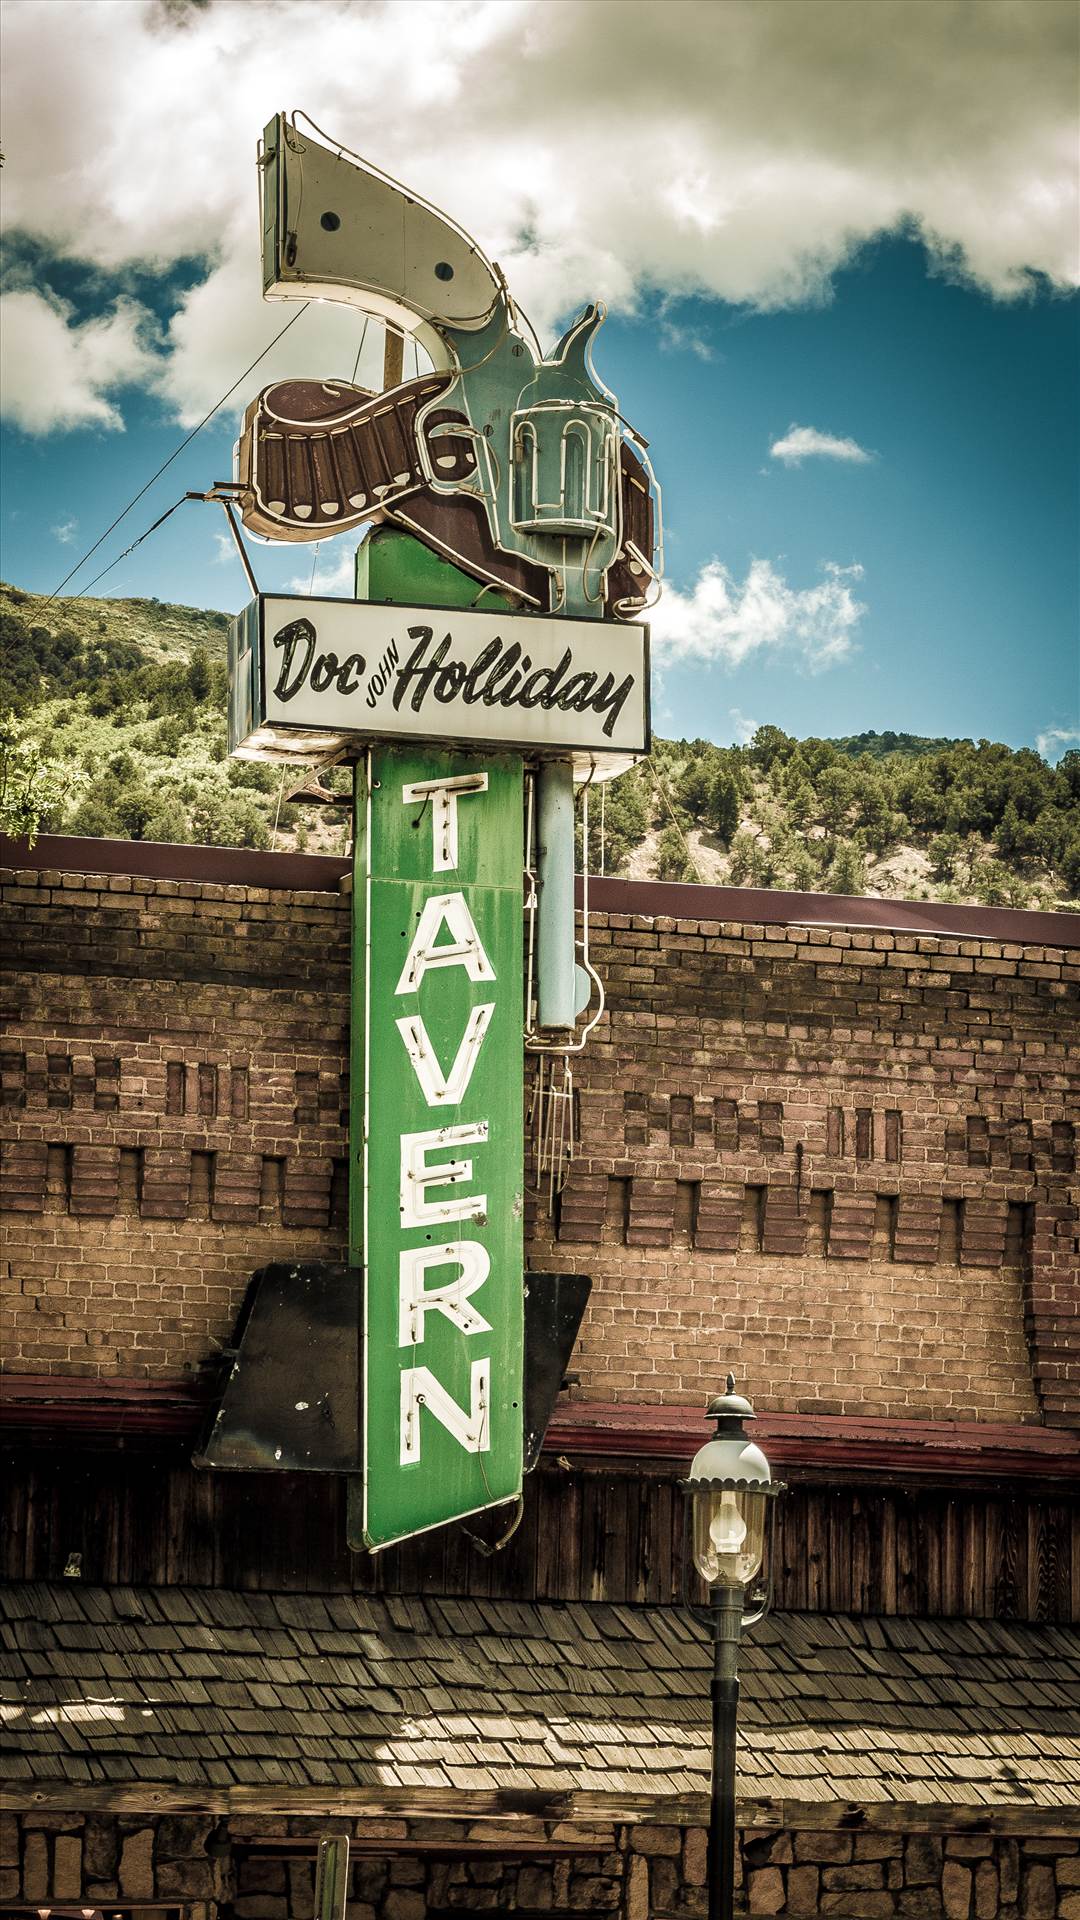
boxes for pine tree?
[705,768,740,844]
[828,843,867,896]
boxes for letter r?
[398,1242,492,1345]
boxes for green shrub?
[786,846,818,891]
[580,768,649,875]
[972,860,1030,908]
[705,767,740,844]
[655,824,696,882]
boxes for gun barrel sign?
[353,747,524,1550]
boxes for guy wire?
[349,314,370,386]
[75,497,190,598]
[46,302,312,605]
[645,754,704,882]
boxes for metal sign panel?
[228,594,649,765]
[353,745,524,1550]
[194,1262,360,1474]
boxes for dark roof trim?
[581,875,1080,945]
[0,833,349,893]
[3,1377,1077,1483]
[546,1403,1080,1485]
[0,1374,205,1440]
[4,835,1079,942]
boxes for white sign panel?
[229,595,650,766]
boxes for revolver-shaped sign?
[236,114,661,622]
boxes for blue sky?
[2,0,1077,758]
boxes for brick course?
[2,867,1076,1423]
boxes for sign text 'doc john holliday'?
[229,594,650,764]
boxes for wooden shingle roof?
[2,1584,1077,1829]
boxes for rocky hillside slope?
[2,581,1077,908]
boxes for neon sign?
[354,746,523,1549]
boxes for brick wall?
[2,865,1077,1424]
[531,911,1078,1426]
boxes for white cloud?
[156,238,394,428]
[659,318,715,362]
[650,557,865,672]
[1,0,1076,433]
[51,517,78,545]
[0,289,158,433]
[770,425,873,466]
[729,707,761,744]
[1036,724,1080,763]
[286,535,362,599]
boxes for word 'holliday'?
[388,772,502,1469]
[272,619,635,738]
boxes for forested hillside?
[2,581,1077,908]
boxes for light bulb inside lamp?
[709,1490,747,1557]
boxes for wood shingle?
[0,1582,1076,1825]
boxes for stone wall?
[2,862,1077,1423]
[2,1810,1078,1918]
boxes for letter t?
[401,771,489,872]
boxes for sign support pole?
[535,760,578,1031]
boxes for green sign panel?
[350,745,524,1550]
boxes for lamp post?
[683,1376,778,1920]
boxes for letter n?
[400,1359,490,1463]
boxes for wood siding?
[3,1451,1076,1623]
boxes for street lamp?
[683,1375,780,1920]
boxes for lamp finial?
[725,1371,736,1395]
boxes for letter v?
[395,1003,494,1108]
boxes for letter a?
[396,892,495,994]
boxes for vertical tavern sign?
[352,747,524,1549]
